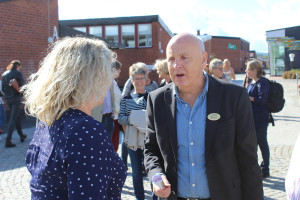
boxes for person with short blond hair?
[24,37,127,199]
[223,58,236,81]
[154,59,171,87]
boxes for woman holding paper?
[118,62,148,200]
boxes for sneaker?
[5,140,16,148]
[20,134,27,142]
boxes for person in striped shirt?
[118,62,148,200]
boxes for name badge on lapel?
[207,113,221,121]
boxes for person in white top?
[223,59,236,81]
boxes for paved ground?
[0,75,299,200]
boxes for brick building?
[204,36,250,73]
[0,0,59,80]
[59,15,173,86]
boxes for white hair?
[209,59,223,70]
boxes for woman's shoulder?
[57,109,105,134]
[259,77,270,85]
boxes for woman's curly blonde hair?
[23,37,115,125]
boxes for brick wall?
[0,0,59,80]
[210,37,250,73]
[113,22,171,87]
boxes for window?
[121,25,135,48]
[73,27,86,33]
[89,26,102,37]
[105,25,118,43]
[138,24,152,47]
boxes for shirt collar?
[173,71,209,101]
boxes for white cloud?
[58,0,300,52]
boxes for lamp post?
[289,53,295,70]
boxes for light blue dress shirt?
[174,72,210,198]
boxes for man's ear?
[201,52,208,69]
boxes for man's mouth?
[176,73,185,78]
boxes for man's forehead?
[167,38,201,56]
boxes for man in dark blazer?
[144,33,263,200]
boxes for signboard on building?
[228,43,237,50]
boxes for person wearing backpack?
[245,59,270,178]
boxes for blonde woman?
[223,59,236,81]
[153,59,171,87]
[246,59,270,178]
[24,37,126,199]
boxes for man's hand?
[153,175,171,198]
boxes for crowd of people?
[0,34,298,199]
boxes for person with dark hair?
[1,60,26,147]
[111,60,123,151]
[246,59,270,178]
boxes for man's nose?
[173,59,183,69]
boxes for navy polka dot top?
[26,109,127,199]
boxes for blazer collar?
[164,83,178,163]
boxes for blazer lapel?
[164,84,178,163]
[205,76,223,160]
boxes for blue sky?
[58,0,300,53]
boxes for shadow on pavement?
[274,118,300,123]
[263,175,285,191]
[0,114,36,172]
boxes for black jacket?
[144,76,263,200]
[1,69,24,101]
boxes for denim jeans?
[128,148,145,200]
[101,114,114,140]
[0,103,6,127]
[5,98,24,141]
[256,125,270,174]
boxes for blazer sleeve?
[235,88,264,200]
[144,93,165,181]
